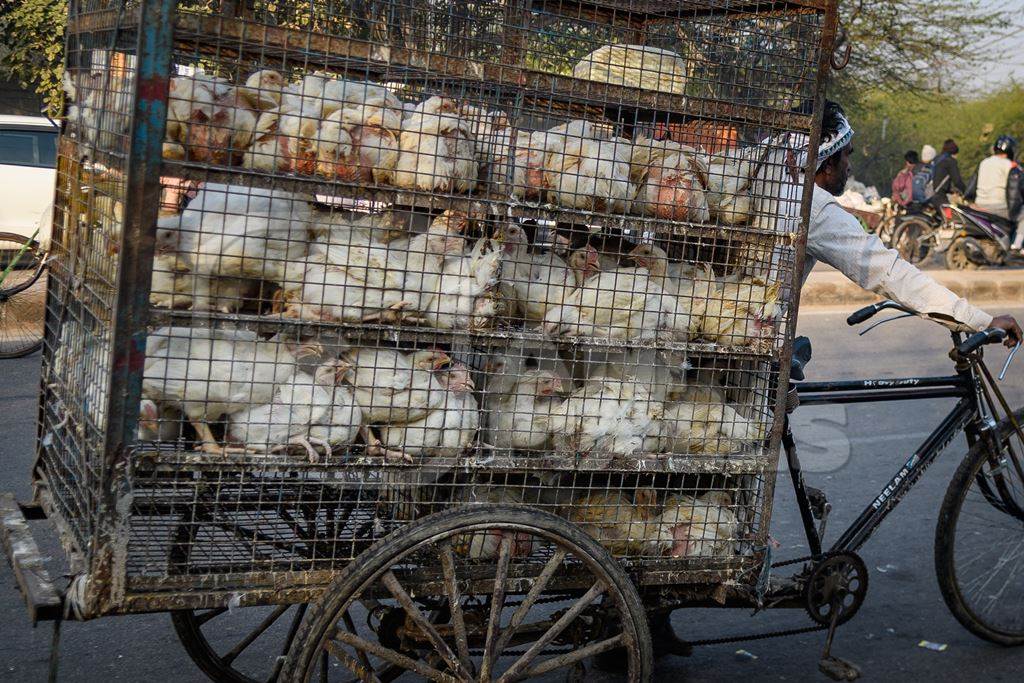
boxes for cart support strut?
[0,492,62,623]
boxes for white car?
[0,115,58,245]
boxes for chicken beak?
[333,360,354,384]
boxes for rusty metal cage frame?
[29,0,839,619]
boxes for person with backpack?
[891,150,917,206]
[911,145,936,205]
[969,135,1024,254]
[931,138,966,209]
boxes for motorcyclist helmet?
[994,134,1018,160]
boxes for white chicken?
[142,327,319,454]
[631,136,710,222]
[699,273,782,351]
[393,97,478,193]
[316,99,402,184]
[239,69,288,110]
[658,386,764,455]
[545,134,634,213]
[226,358,363,461]
[542,246,691,342]
[378,361,479,458]
[413,232,505,330]
[705,153,754,225]
[343,348,451,425]
[567,488,669,556]
[150,253,255,313]
[498,224,596,323]
[286,212,464,324]
[650,491,741,558]
[545,375,664,463]
[154,183,311,284]
[243,104,321,174]
[485,369,565,451]
[452,485,536,560]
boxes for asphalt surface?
[3,307,1024,681]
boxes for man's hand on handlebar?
[989,315,1022,348]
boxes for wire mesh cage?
[41,0,837,616]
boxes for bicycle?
[0,230,49,359]
[773,300,1024,675]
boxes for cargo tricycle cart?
[15,1,1023,681]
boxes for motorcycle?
[892,201,1012,269]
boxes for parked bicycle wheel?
[935,408,1024,645]
[0,232,47,359]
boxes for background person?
[970,135,1024,254]
[891,150,918,207]
[931,138,966,209]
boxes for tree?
[0,0,67,116]
[834,0,999,102]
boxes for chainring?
[803,552,869,626]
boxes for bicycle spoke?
[194,606,228,626]
[493,548,567,656]
[330,628,455,683]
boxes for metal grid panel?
[44,0,835,613]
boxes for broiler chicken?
[631,136,710,222]
[225,358,363,461]
[150,252,255,313]
[378,361,479,457]
[658,386,764,455]
[316,99,401,184]
[543,246,691,342]
[705,153,754,225]
[394,97,478,193]
[545,134,634,213]
[498,224,593,323]
[163,73,236,161]
[567,488,670,556]
[142,326,319,454]
[243,104,321,174]
[154,183,311,284]
[485,369,565,451]
[286,211,464,324]
[452,485,536,560]
[413,231,504,330]
[343,348,451,425]
[700,273,781,351]
[546,374,663,463]
[239,69,288,110]
[650,491,741,558]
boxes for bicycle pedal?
[819,655,861,681]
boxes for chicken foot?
[361,301,428,326]
[190,418,251,456]
[360,425,411,463]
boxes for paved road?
[2,307,1024,681]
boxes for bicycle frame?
[786,330,999,559]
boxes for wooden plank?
[0,493,63,623]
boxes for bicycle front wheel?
[0,232,46,359]
[935,408,1024,645]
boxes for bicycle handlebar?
[847,300,917,326]
[957,328,1007,355]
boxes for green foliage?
[0,0,67,116]
[846,86,1024,191]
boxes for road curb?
[801,270,1024,307]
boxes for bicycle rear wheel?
[935,408,1024,645]
[0,232,46,359]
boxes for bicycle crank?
[803,551,869,627]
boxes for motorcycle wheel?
[894,217,934,264]
[944,238,981,270]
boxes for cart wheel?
[280,504,652,682]
[168,491,358,683]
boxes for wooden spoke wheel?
[280,504,652,682]
[168,488,363,683]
